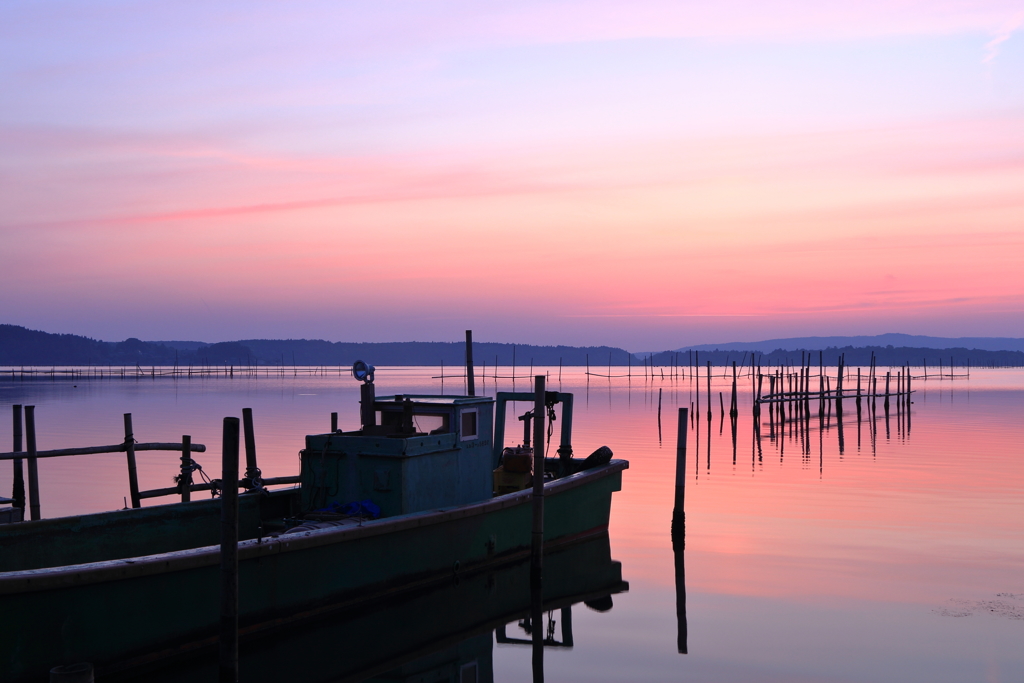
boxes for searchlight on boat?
[352,360,375,383]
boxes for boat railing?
[1,404,302,523]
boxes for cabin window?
[414,413,449,434]
[461,409,478,440]
[380,410,450,434]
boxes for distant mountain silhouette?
[0,325,630,367]
[2,324,1021,368]
[238,339,632,367]
[652,345,1024,368]
[679,333,1024,353]
[0,325,255,367]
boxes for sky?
[2,0,1023,351]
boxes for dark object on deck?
[502,447,533,473]
[581,446,613,470]
[220,417,240,683]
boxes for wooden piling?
[25,406,41,521]
[818,352,824,418]
[241,408,260,488]
[11,405,25,512]
[672,407,688,655]
[219,416,240,683]
[531,375,546,579]
[658,388,663,438]
[730,361,738,417]
[706,361,712,419]
[672,408,687,532]
[180,435,193,503]
[124,414,141,509]
[465,330,476,397]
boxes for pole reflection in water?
[115,535,626,683]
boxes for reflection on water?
[108,534,627,682]
[2,367,1024,681]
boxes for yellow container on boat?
[493,466,531,495]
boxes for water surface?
[2,367,1022,681]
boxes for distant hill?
[2,324,1022,368]
[680,333,1024,354]
[0,325,255,367]
[0,325,632,367]
[238,339,632,367]
[148,341,208,351]
[652,346,1024,368]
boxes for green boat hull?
[0,461,625,682]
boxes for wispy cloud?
[983,10,1024,63]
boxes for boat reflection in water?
[116,533,627,682]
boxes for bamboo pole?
[465,330,476,397]
[11,405,25,513]
[673,407,688,655]
[180,435,192,503]
[124,413,141,509]
[706,361,712,420]
[531,375,546,579]
[219,416,240,683]
[25,406,40,521]
[242,408,260,488]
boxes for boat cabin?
[301,393,495,518]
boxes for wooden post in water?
[672,408,687,533]
[836,355,844,417]
[180,435,192,503]
[330,412,338,432]
[730,361,738,417]
[531,375,546,578]
[818,351,825,418]
[242,408,260,488]
[219,416,240,683]
[11,405,25,513]
[672,408,688,655]
[465,330,476,397]
[124,413,141,509]
[706,361,712,420]
[658,388,663,441]
[25,406,41,521]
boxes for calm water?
[2,367,1023,681]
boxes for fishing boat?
[0,362,627,682]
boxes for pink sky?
[2,1,1023,349]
